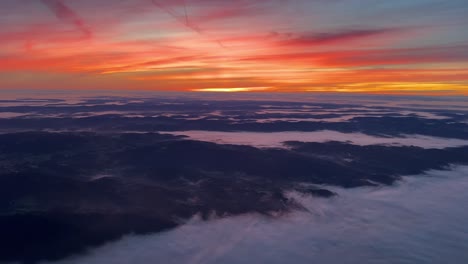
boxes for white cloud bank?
[46,166,468,264]
[164,130,468,149]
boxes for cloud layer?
[165,130,468,149]
[0,0,467,93]
[46,166,468,264]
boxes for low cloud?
[46,166,468,264]
[164,130,468,149]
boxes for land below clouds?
[1,131,468,263]
[1,94,468,263]
[1,96,468,140]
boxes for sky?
[1,0,467,95]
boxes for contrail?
[182,0,189,25]
[40,0,92,38]
[151,0,227,48]
[151,0,202,34]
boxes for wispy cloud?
[40,0,92,38]
[280,28,404,47]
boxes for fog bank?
[166,130,468,149]
[47,166,468,264]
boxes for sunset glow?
[1,0,467,94]
[192,87,272,92]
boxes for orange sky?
[1,0,467,95]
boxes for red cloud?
[240,45,468,67]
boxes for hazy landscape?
[1,92,467,263]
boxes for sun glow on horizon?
[191,87,272,92]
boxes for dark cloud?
[282,28,402,46]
